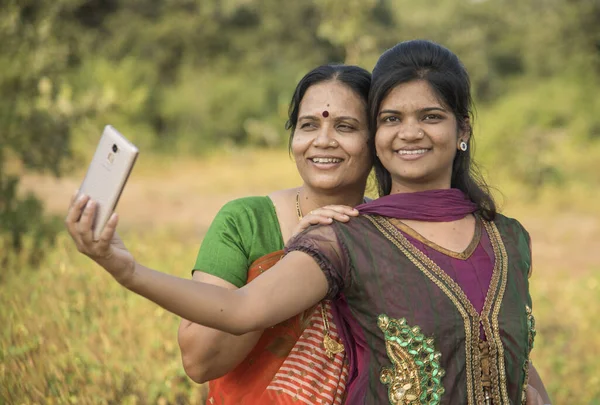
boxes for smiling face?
[375,80,470,193]
[291,80,371,194]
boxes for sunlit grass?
[530,269,600,404]
[1,231,206,404]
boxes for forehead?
[299,81,366,117]
[380,80,445,111]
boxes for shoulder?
[329,214,383,243]
[491,213,531,242]
[218,196,276,219]
[491,214,534,277]
[292,215,379,246]
[207,196,279,240]
[490,214,533,272]
[344,214,382,229]
[221,195,273,211]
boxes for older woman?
[177,64,373,404]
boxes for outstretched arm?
[66,195,329,336]
[177,272,263,383]
[125,250,326,335]
[178,203,357,383]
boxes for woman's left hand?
[65,192,136,286]
[291,205,359,237]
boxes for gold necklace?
[295,190,303,221]
[295,189,345,359]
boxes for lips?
[392,147,432,160]
[309,157,344,164]
[396,148,429,155]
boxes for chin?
[307,181,342,191]
[395,172,427,182]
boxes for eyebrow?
[298,115,320,121]
[298,115,361,123]
[336,116,361,124]
[378,106,448,116]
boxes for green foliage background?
[3,0,599,261]
[3,0,599,156]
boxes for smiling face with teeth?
[375,80,470,193]
[291,80,372,195]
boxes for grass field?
[2,149,600,404]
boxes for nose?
[397,121,424,141]
[312,125,338,148]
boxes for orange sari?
[206,250,349,405]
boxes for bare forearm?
[124,262,253,335]
[178,322,262,382]
[67,196,326,337]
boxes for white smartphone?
[77,125,139,240]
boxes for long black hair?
[369,39,496,220]
[286,64,371,152]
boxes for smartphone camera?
[112,144,118,153]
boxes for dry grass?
[3,149,600,404]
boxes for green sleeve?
[192,197,283,288]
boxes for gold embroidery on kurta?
[377,314,445,404]
[367,216,476,404]
[521,305,537,404]
[367,215,510,405]
[481,220,510,403]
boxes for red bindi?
[322,110,329,118]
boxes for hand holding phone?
[76,125,138,240]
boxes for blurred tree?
[0,0,93,266]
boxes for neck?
[390,177,451,195]
[298,185,365,215]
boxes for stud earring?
[459,141,468,152]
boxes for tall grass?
[1,231,205,404]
